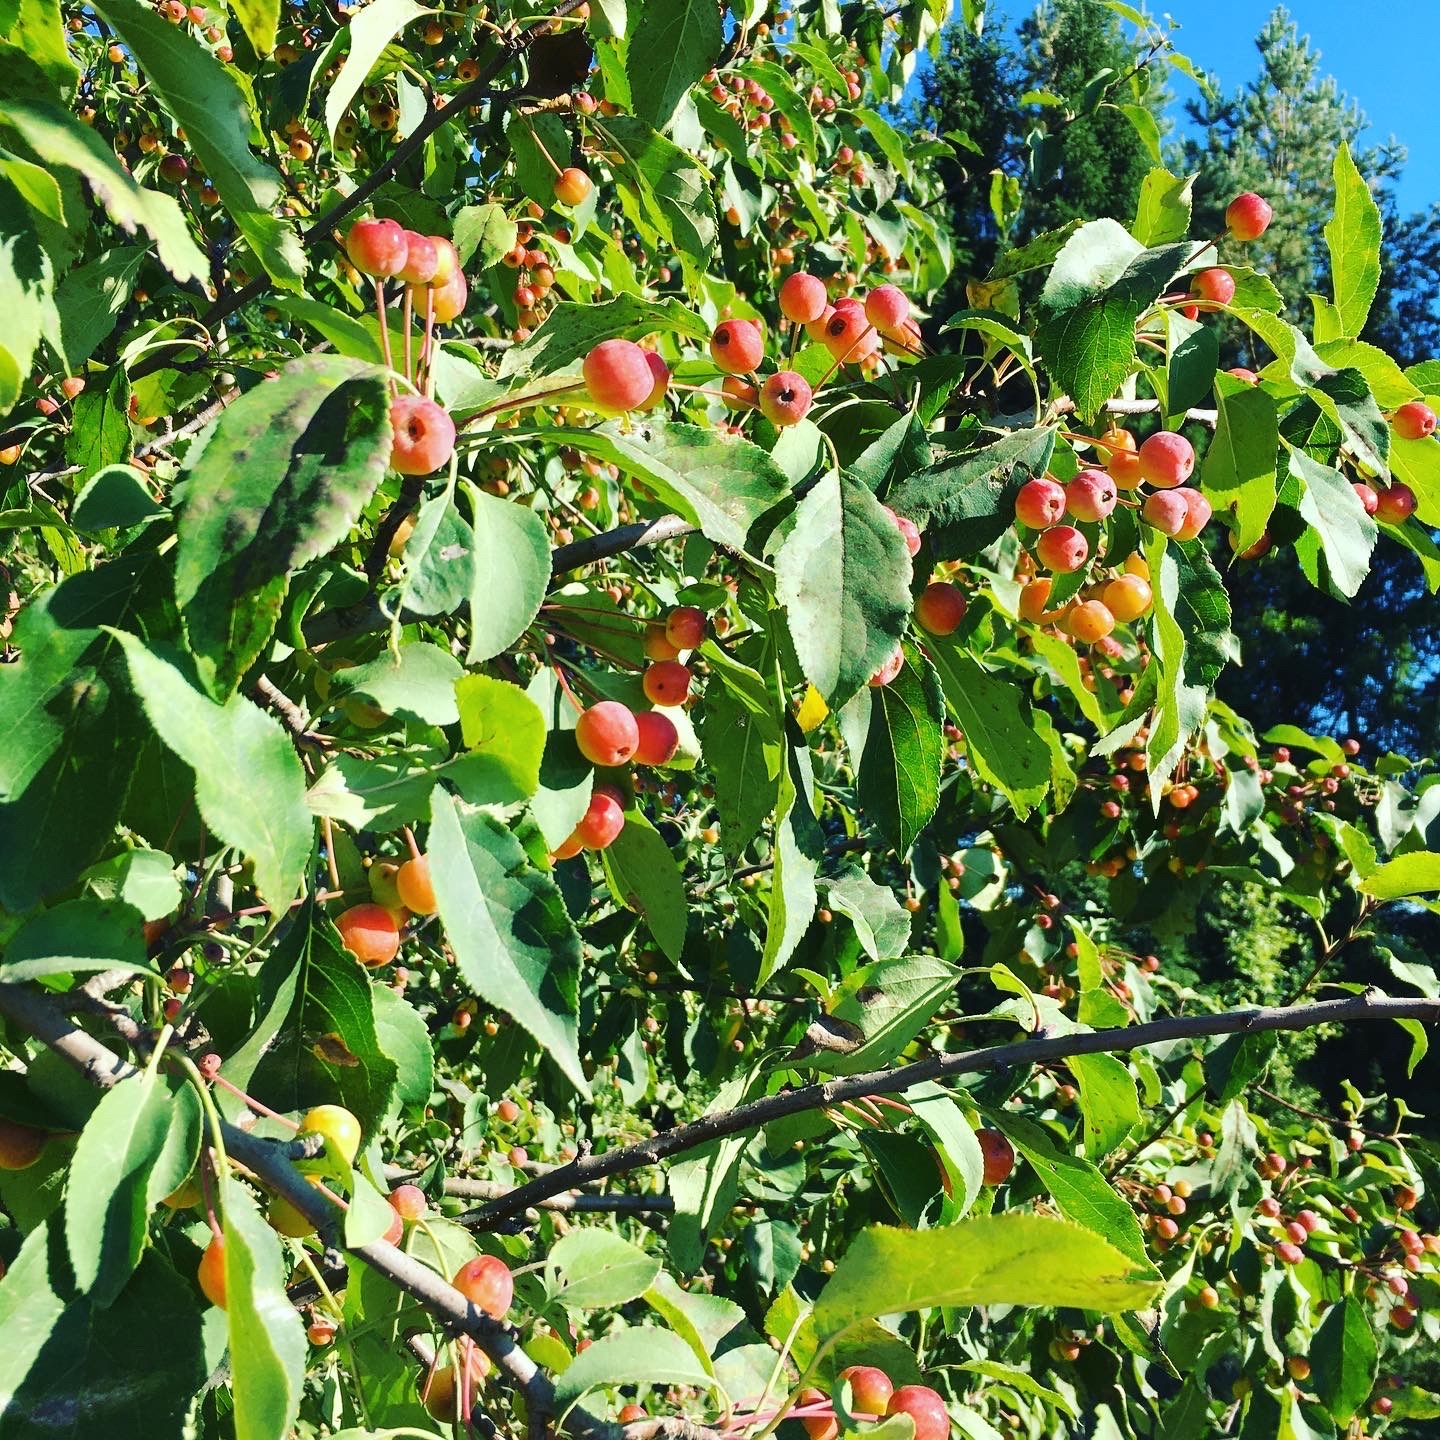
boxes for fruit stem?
[210,1072,303,1130]
[525,118,566,179]
[375,278,397,388]
[402,825,422,862]
[402,286,414,384]
[421,288,437,398]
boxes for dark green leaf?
[1311,1295,1377,1424]
[601,806,687,963]
[859,646,943,853]
[625,0,720,133]
[696,642,783,858]
[1,898,150,982]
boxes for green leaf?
[1361,851,1440,901]
[0,177,55,418]
[625,0,720,133]
[813,1215,1161,1337]
[429,792,587,1093]
[80,848,181,921]
[397,490,475,617]
[776,471,913,710]
[601,806,687,963]
[1165,312,1218,420]
[548,1230,662,1309]
[1131,167,1193,247]
[927,641,1058,818]
[602,115,718,280]
[324,0,427,145]
[798,958,958,1076]
[228,0,278,55]
[988,1111,1150,1265]
[0,101,206,284]
[71,464,165,532]
[667,1077,752,1274]
[453,202,519,270]
[1324,142,1382,339]
[1068,1052,1141,1159]
[1034,225,1185,420]
[65,1071,196,1305]
[461,483,551,662]
[174,356,391,699]
[451,674,546,806]
[1288,446,1376,599]
[52,246,148,371]
[217,1176,307,1440]
[0,1222,207,1440]
[551,1325,716,1408]
[224,902,399,1133]
[271,297,383,363]
[330,642,463,727]
[1311,1294,1377,1424]
[110,633,313,908]
[89,0,306,288]
[1203,379,1278,555]
[758,740,822,985]
[499,295,708,381]
[1116,102,1161,163]
[824,866,913,961]
[551,419,789,554]
[1,898,151,982]
[307,750,439,831]
[859,647,943,854]
[696,642,783,858]
[1316,339,1418,410]
[988,220,1083,281]
[370,985,433,1110]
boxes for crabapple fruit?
[388,1184,427,1221]
[198,1236,227,1308]
[915,581,967,635]
[1352,482,1379,515]
[1142,490,1189,537]
[821,300,871,362]
[886,1385,949,1440]
[0,1118,46,1170]
[1226,191,1273,241]
[759,370,814,426]
[721,376,758,409]
[643,660,692,707]
[639,351,671,410]
[881,505,922,557]
[573,784,626,850]
[396,855,436,914]
[976,1127,1015,1185]
[864,284,909,338]
[1374,482,1417,524]
[398,230,438,285]
[298,1104,362,1169]
[453,1254,514,1318]
[1065,470,1118,522]
[1069,599,1116,643]
[1103,574,1152,621]
[1014,476,1066,529]
[428,266,468,323]
[644,624,681,661]
[1035,525,1089,573]
[779,271,829,325]
[345,217,409,277]
[1190,268,1236,307]
[799,1390,837,1440]
[632,710,680,766]
[390,395,456,475]
[665,606,707,650]
[710,319,764,374]
[1019,578,1059,623]
[839,1366,894,1416]
[868,646,904,688]
[335,903,401,966]
[575,701,640,767]
[1174,488,1213,541]
[1391,401,1437,440]
[553,167,592,206]
[1137,431,1195,488]
[583,339,655,413]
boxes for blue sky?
[974,0,1440,216]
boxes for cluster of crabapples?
[797,1370,950,1440]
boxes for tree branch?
[455,990,1440,1228]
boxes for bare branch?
[550,514,697,576]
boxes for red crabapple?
[839,1366,894,1416]
[881,505,921,557]
[1138,431,1195,488]
[976,1128,1015,1185]
[868,646,904,687]
[886,1387,948,1440]
[346,217,408,277]
[390,395,456,475]
[583,339,655,413]
[1375,482,1417,524]
[1175,488,1212,541]
[760,370,814,426]
[398,231,438,285]
[643,660,692,707]
[721,376,758,409]
[864,284,909,338]
[1228,366,1259,384]
[573,784,626,850]
[1015,476,1066,529]
[915,582,966,635]
[1065,470,1118,522]
[1226,192,1273,241]
[805,304,836,343]
[453,1255,514,1318]
[1190,268,1236,308]
[1353,482,1379,514]
[553,167,592,206]
[1142,490,1189,537]
[822,299,871,362]
[431,236,460,286]
[1035,525,1089,573]
[710,319,764,374]
[632,710,680,766]
[1391,401,1437,440]
[388,1184,426,1221]
[639,351,671,410]
[574,701,640,766]
[665,606,707,650]
[779,272,828,325]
